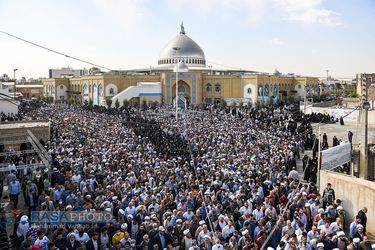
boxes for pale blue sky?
[0,0,374,80]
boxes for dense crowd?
[0,102,371,250]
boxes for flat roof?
[15,85,43,88]
[0,121,49,130]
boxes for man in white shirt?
[212,239,224,250]
[239,201,253,216]
[307,226,319,241]
[125,202,136,217]
[222,221,235,241]
[183,207,194,221]
[319,220,333,234]
[253,204,264,222]
[310,200,321,218]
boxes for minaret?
[180,21,185,35]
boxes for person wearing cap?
[353,224,366,242]
[181,228,193,250]
[333,231,348,250]
[349,216,362,240]
[197,224,210,245]
[350,238,361,250]
[66,233,80,250]
[317,242,325,250]
[238,229,249,250]
[200,235,213,250]
[333,206,345,229]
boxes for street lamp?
[173,47,189,120]
[13,69,17,98]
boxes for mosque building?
[43,24,319,107]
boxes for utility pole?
[304,82,307,114]
[13,69,17,98]
[173,47,180,120]
[318,126,322,189]
[359,73,369,179]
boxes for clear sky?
[0,0,374,80]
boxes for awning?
[66,91,82,94]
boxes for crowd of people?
[0,102,371,250]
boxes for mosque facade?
[43,24,319,107]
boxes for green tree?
[151,101,158,110]
[247,100,252,110]
[231,101,237,108]
[115,99,120,109]
[37,96,41,102]
[255,100,261,109]
[239,100,244,110]
[335,82,342,90]
[141,98,147,109]
[84,99,88,106]
[60,96,65,103]
[123,99,129,109]
[220,98,227,109]
[266,97,274,106]
[68,98,74,105]
[88,98,93,106]
[200,100,206,110]
[106,97,113,108]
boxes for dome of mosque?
[158,23,206,67]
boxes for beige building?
[356,73,375,109]
[43,24,319,107]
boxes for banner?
[321,142,351,171]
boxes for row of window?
[205,83,221,92]
[158,58,205,65]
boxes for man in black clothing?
[357,208,368,233]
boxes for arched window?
[206,83,212,92]
[178,86,185,93]
[215,83,221,92]
[247,88,252,94]
[109,88,114,95]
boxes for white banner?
[223,97,252,106]
[321,142,351,171]
[308,107,359,122]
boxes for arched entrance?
[172,80,190,108]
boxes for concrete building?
[0,82,19,114]
[356,73,375,109]
[49,67,84,78]
[15,84,44,99]
[43,24,319,106]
